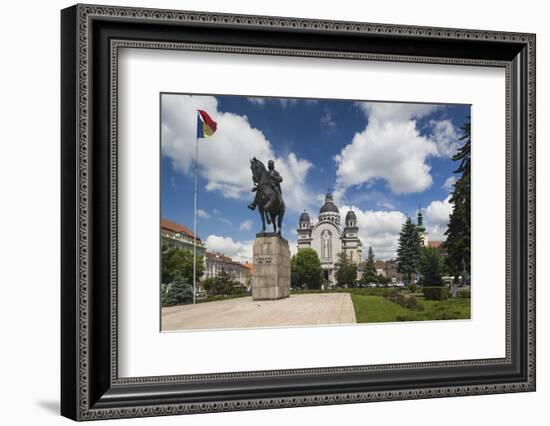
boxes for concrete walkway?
[162,293,356,331]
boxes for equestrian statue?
[248,158,286,235]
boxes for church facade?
[296,193,363,285]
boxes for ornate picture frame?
[61,4,535,420]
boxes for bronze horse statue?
[249,158,285,235]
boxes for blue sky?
[161,94,470,261]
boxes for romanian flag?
[196,109,217,138]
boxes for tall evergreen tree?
[396,217,422,284]
[445,118,471,285]
[365,246,377,276]
[419,247,443,286]
[360,246,378,286]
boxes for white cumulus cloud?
[205,235,253,262]
[355,102,438,122]
[442,176,457,191]
[335,103,463,198]
[339,205,407,260]
[425,196,452,241]
[161,94,315,212]
[430,119,461,157]
[335,110,438,194]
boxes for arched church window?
[321,230,332,260]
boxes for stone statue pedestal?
[252,233,291,300]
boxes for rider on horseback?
[248,159,282,211]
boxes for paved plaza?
[161,293,356,331]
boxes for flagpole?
[193,127,199,305]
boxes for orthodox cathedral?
[296,193,363,285]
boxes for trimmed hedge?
[385,289,424,311]
[423,286,449,301]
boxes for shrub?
[203,269,241,296]
[423,286,450,301]
[231,286,246,295]
[162,272,194,306]
[405,296,422,310]
[408,284,418,293]
[385,289,424,311]
[291,249,323,289]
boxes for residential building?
[161,218,206,256]
[204,252,252,287]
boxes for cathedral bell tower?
[296,210,312,250]
[417,207,428,246]
[342,210,362,264]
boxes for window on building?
[321,230,332,260]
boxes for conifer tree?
[360,246,379,285]
[445,118,471,285]
[162,271,194,306]
[396,217,422,285]
[419,247,443,286]
[365,246,377,276]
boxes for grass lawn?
[351,293,470,323]
[351,295,414,323]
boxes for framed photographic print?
[61,4,536,421]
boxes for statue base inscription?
[252,233,291,301]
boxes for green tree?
[290,257,301,289]
[291,248,323,289]
[335,252,357,287]
[445,118,471,285]
[396,217,422,285]
[419,247,443,286]
[162,247,204,285]
[365,246,377,276]
[360,246,379,286]
[162,271,194,307]
[203,268,237,296]
[360,272,379,286]
[377,275,391,286]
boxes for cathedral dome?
[299,211,310,223]
[320,192,339,214]
[345,210,357,221]
[345,210,357,229]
